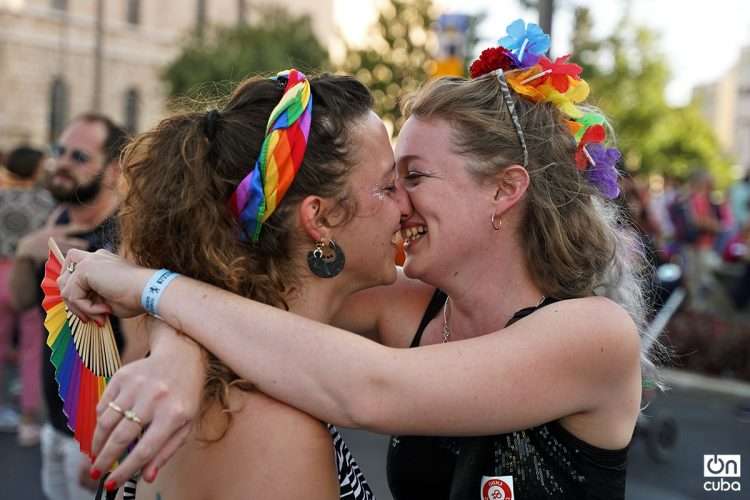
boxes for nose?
[395,181,413,222]
[52,151,72,170]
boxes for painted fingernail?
[89,467,101,480]
[105,479,117,492]
[145,467,158,483]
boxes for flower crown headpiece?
[469,19,620,199]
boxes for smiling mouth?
[401,225,427,244]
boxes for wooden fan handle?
[48,237,65,264]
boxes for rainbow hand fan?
[41,238,121,458]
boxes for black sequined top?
[386,290,629,500]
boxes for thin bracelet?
[141,269,180,318]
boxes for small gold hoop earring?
[491,213,502,231]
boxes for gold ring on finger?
[107,401,124,415]
[124,409,143,427]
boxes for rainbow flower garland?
[470,19,621,199]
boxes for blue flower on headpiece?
[584,143,621,199]
[498,19,551,67]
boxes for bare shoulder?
[526,297,643,446]
[151,389,339,499]
[537,296,638,341]
[334,267,435,347]
[211,388,338,463]
[526,296,642,385]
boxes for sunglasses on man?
[50,144,92,165]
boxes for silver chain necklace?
[441,295,546,343]
[441,297,452,343]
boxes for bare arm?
[63,251,641,482]
[119,316,149,364]
[62,252,640,435]
[156,275,640,435]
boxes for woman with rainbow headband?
[61,20,655,500]
[81,69,408,499]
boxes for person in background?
[8,114,131,500]
[729,172,750,233]
[683,170,724,310]
[0,146,55,445]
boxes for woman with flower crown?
[61,20,655,500]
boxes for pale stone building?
[692,46,750,171]
[0,0,335,149]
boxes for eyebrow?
[395,154,423,168]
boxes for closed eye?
[402,171,427,186]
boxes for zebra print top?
[121,423,374,500]
[328,424,375,499]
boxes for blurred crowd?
[0,145,53,444]
[1,113,128,499]
[621,169,750,315]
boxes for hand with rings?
[106,401,143,427]
[89,319,205,491]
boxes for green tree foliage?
[340,0,436,134]
[570,7,730,183]
[163,7,328,104]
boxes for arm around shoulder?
[351,296,643,436]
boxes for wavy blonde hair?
[402,75,662,386]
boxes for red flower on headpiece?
[575,124,606,170]
[470,47,519,78]
[538,55,583,93]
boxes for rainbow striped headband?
[229,69,313,241]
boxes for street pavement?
[1,382,747,499]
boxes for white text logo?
[704,454,741,492]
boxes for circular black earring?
[307,239,345,278]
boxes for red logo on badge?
[482,478,513,500]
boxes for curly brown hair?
[119,73,374,439]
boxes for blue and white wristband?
[141,269,180,318]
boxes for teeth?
[401,225,427,242]
[392,231,402,244]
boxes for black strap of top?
[409,290,558,347]
[409,289,447,348]
[505,296,558,326]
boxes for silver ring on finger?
[67,261,76,273]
